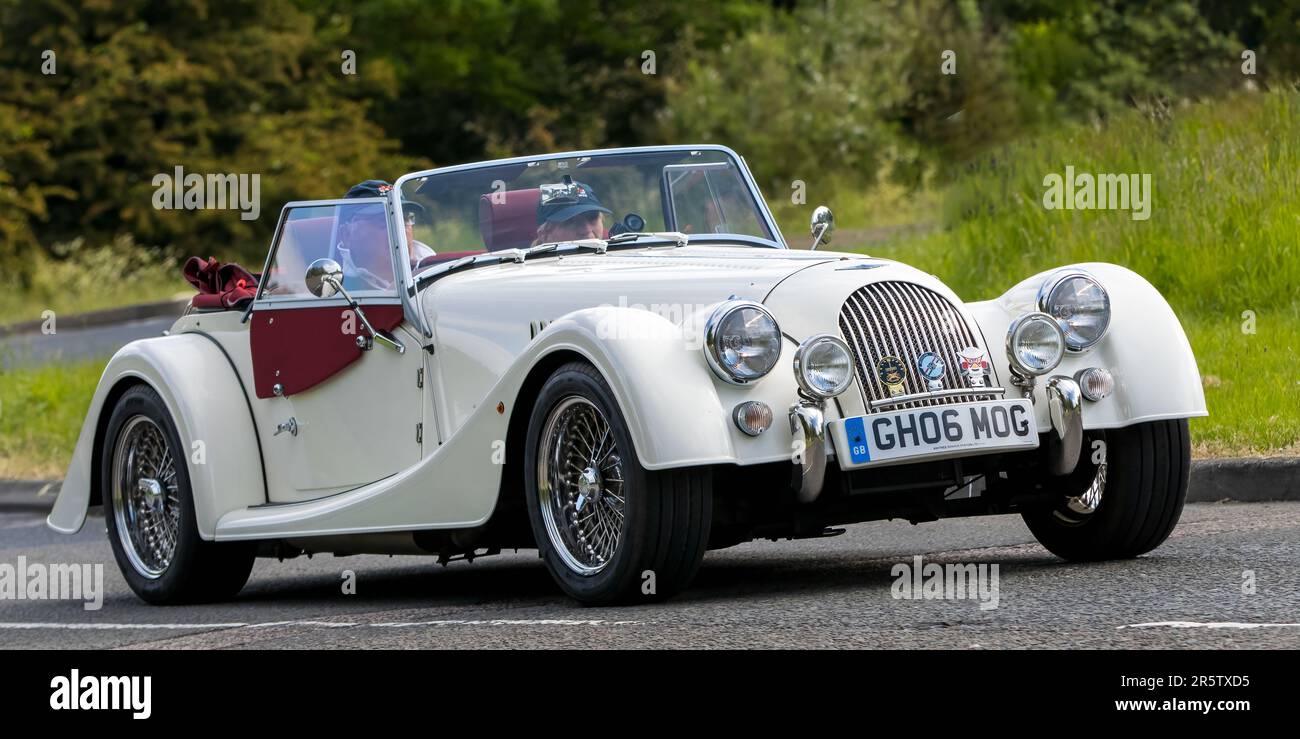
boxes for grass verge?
[0,357,106,479]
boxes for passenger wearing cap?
[340,180,436,278]
[532,178,612,246]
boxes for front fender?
[527,306,741,469]
[965,262,1207,430]
[47,334,266,537]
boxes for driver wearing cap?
[532,177,612,246]
[340,180,436,283]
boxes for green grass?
[0,357,107,478]
[834,89,1300,457]
[859,89,1299,315]
[1183,309,1300,458]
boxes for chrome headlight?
[704,301,781,384]
[793,334,854,399]
[1038,271,1111,351]
[1006,312,1065,376]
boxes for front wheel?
[102,385,256,604]
[524,362,712,604]
[1023,419,1190,561]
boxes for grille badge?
[875,356,908,397]
[957,347,989,388]
[916,352,946,391]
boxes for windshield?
[397,149,779,272]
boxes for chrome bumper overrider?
[789,377,1085,503]
[1044,376,1083,476]
[788,401,827,503]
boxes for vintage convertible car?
[48,145,1206,605]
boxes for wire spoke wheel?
[537,396,626,576]
[1024,419,1189,562]
[111,416,182,579]
[1052,461,1108,525]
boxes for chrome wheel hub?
[575,466,602,512]
[537,397,625,576]
[138,477,164,506]
[111,417,181,579]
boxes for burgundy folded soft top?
[183,256,259,310]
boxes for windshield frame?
[390,145,786,262]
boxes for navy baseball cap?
[343,179,426,219]
[536,178,611,225]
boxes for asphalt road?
[0,316,174,368]
[1,501,1296,649]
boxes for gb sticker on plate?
[842,417,872,464]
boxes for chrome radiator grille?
[838,281,996,410]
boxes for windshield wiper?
[606,231,689,248]
[412,250,523,291]
[525,238,609,257]
[413,232,690,292]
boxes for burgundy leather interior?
[250,305,406,399]
[478,188,540,251]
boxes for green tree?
[0,0,423,276]
[303,0,768,164]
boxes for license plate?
[829,399,1039,469]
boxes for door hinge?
[417,368,424,389]
[416,422,423,444]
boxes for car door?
[248,198,424,501]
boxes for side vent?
[529,320,551,339]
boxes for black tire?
[102,385,256,604]
[523,362,712,605]
[1023,419,1190,561]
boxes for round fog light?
[793,334,854,399]
[1075,367,1114,401]
[733,401,773,436]
[1006,312,1065,377]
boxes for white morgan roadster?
[48,146,1206,605]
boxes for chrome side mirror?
[305,258,344,298]
[302,257,404,354]
[809,206,835,250]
